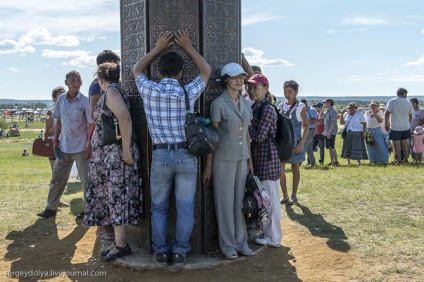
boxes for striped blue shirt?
[135,73,205,145]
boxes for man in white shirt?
[385,88,414,163]
[37,70,94,219]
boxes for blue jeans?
[150,148,198,257]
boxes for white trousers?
[261,179,282,245]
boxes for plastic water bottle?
[196,117,210,126]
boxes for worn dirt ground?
[1,213,377,282]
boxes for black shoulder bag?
[182,84,220,156]
[101,88,121,146]
[341,113,354,139]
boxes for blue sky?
[1,0,423,100]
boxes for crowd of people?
[308,87,420,167]
[34,30,422,270]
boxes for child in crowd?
[412,126,424,164]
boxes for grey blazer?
[210,90,252,161]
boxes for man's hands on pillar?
[154,31,174,52]
[174,30,193,50]
[154,30,193,52]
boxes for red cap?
[247,74,269,86]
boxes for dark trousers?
[312,134,325,163]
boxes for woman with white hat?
[364,100,388,164]
[203,62,254,259]
[340,102,368,165]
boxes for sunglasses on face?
[251,85,264,91]
[284,81,298,87]
[229,74,246,81]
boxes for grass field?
[0,129,423,280]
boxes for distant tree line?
[0,102,48,110]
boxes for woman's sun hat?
[413,126,424,135]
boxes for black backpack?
[257,100,295,162]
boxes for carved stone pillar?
[120,0,241,255]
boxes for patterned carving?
[120,0,151,253]
[201,0,241,247]
[202,0,241,116]
[149,0,199,84]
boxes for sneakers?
[153,252,186,268]
[254,234,280,248]
[171,253,186,268]
[153,253,169,268]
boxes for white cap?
[221,63,247,77]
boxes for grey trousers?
[46,151,89,210]
[212,158,249,254]
[304,130,316,164]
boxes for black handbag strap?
[181,83,200,115]
[181,83,190,112]
[283,100,298,117]
[344,112,355,129]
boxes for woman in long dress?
[83,62,143,262]
[364,100,388,164]
[340,102,368,165]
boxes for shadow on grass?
[285,203,350,252]
[4,215,93,281]
[63,181,83,197]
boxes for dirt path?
[0,214,373,282]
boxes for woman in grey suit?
[203,63,254,260]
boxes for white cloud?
[0,39,35,54]
[392,75,424,82]
[0,27,79,55]
[342,16,389,25]
[421,29,424,34]
[0,0,120,36]
[9,67,23,73]
[242,47,293,67]
[404,56,424,66]
[19,27,79,47]
[326,28,336,34]
[242,15,280,26]
[62,55,96,68]
[42,49,90,59]
[42,49,95,68]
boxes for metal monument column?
[120,0,241,255]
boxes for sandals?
[100,242,115,257]
[280,197,293,205]
[281,197,298,205]
[104,244,131,262]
